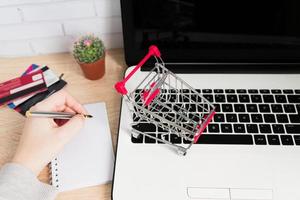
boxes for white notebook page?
[51,102,114,191]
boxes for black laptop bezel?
[121,0,300,73]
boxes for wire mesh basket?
[115,45,215,155]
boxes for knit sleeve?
[0,163,58,200]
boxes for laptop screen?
[121,0,300,72]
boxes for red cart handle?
[115,45,161,95]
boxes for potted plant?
[73,35,105,80]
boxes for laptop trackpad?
[231,188,273,200]
[187,187,273,200]
[187,187,230,199]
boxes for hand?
[12,90,87,175]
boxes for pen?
[25,111,93,119]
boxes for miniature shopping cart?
[115,45,215,155]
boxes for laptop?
[112,1,300,199]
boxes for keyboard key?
[132,123,156,132]
[213,104,221,112]
[237,89,247,93]
[182,123,196,132]
[254,135,267,145]
[247,104,258,112]
[280,135,294,145]
[285,124,300,134]
[179,94,190,102]
[221,124,233,133]
[297,104,300,113]
[214,89,224,93]
[239,114,250,122]
[208,124,219,133]
[169,89,178,93]
[289,114,300,123]
[275,95,287,103]
[191,94,201,102]
[295,90,300,94]
[239,95,250,103]
[168,94,177,102]
[234,124,245,133]
[226,114,238,122]
[227,95,238,102]
[189,113,200,122]
[248,89,258,94]
[264,114,276,123]
[234,104,246,112]
[157,134,168,143]
[276,114,289,123]
[272,124,285,133]
[283,89,293,94]
[186,104,196,112]
[162,105,171,112]
[131,134,143,143]
[271,89,282,94]
[271,104,283,113]
[287,95,300,103]
[259,104,271,113]
[133,114,141,122]
[294,135,300,145]
[180,89,190,93]
[222,104,233,112]
[145,134,156,143]
[214,114,225,122]
[176,113,188,122]
[247,124,259,133]
[259,124,272,133]
[225,89,235,93]
[215,94,226,102]
[251,95,262,103]
[202,89,212,93]
[284,104,296,113]
[251,114,263,123]
[267,135,280,145]
[158,123,169,132]
[170,134,182,144]
[164,113,175,121]
[263,95,274,103]
[173,104,183,112]
[260,89,270,94]
[203,95,214,102]
[196,134,253,144]
[159,94,167,102]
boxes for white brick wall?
[0,0,123,57]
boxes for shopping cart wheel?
[177,147,187,156]
[132,129,141,139]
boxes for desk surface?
[0,49,126,200]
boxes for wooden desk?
[0,49,126,200]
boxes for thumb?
[58,115,85,139]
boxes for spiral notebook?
[50,102,114,191]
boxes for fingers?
[32,90,87,114]
[58,115,85,139]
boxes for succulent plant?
[73,34,105,63]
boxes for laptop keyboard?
[131,89,300,146]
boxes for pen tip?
[85,114,93,118]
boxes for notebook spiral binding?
[49,158,59,188]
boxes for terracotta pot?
[78,55,105,80]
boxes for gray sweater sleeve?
[0,163,58,200]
